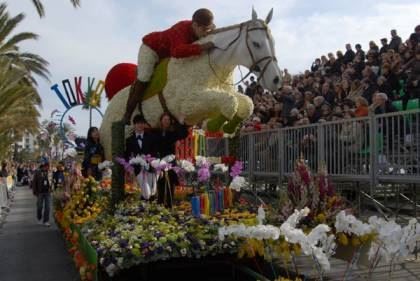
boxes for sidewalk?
[0,185,79,281]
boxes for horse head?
[209,8,282,92]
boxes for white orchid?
[335,210,373,236]
[162,154,175,163]
[178,159,195,172]
[98,160,114,171]
[129,155,149,169]
[213,163,228,173]
[368,216,420,263]
[218,224,280,241]
[279,208,335,272]
[230,176,247,191]
[150,159,161,169]
[195,155,208,167]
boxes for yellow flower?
[351,236,360,247]
[338,233,349,246]
[292,243,301,256]
[315,213,326,223]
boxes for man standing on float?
[123,8,216,124]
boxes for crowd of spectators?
[240,25,420,132]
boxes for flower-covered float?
[99,9,284,159]
[53,153,420,281]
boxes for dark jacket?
[125,130,158,175]
[356,50,365,61]
[379,45,389,55]
[343,50,356,64]
[389,36,402,51]
[277,94,296,118]
[125,130,158,159]
[83,140,105,180]
[155,124,189,159]
[32,168,51,195]
[52,170,65,189]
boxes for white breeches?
[137,44,159,82]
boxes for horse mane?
[210,19,261,34]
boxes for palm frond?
[0,32,39,53]
[0,12,24,42]
[31,0,45,17]
[70,0,81,8]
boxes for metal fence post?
[317,124,325,170]
[369,114,378,195]
[248,134,255,185]
[278,129,284,185]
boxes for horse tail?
[104,63,137,100]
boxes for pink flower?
[230,161,243,178]
[198,163,210,183]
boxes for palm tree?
[0,3,50,82]
[0,4,50,158]
[0,60,41,156]
[31,0,81,17]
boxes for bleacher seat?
[359,133,384,155]
[406,98,419,110]
[392,100,403,111]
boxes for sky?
[6,0,420,137]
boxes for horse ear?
[252,7,258,21]
[265,8,273,24]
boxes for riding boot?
[122,80,148,125]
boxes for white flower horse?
[100,9,282,159]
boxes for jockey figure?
[123,8,216,124]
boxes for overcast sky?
[6,0,420,136]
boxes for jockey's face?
[192,22,214,39]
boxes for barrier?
[238,109,420,185]
[0,181,8,209]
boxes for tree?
[0,4,49,159]
[30,0,81,18]
[0,3,50,82]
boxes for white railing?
[233,109,420,185]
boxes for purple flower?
[230,161,243,178]
[143,154,156,163]
[198,163,210,183]
[115,157,134,174]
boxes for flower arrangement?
[368,216,420,264]
[334,210,376,247]
[63,176,109,225]
[54,211,97,281]
[271,159,346,229]
[81,198,256,277]
[219,207,336,276]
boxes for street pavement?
[0,185,79,281]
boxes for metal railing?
[235,109,420,186]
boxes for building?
[16,132,37,153]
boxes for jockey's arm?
[170,43,202,58]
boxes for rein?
[207,20,276,87]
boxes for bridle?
[208,20,277,86]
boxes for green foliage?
[110,121,125,212]
[0,3,49,158]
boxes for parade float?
[52,9,420,281]
[53,151,420,281]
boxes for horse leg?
[202,90,238,132]
[223,92,254,134]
